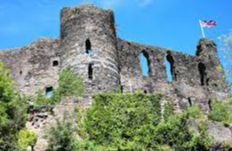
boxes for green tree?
[18,129,37,151]
[82,93,162,149]
[58,68,84,97]
[0,62,28,150]
[75,94,212,150]
[46,118,76,151]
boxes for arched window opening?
[166,51,176,81]
[198,62,206,86]
[85,39,92,54]
[88,63,93,80]
[139,50,151,76]
[165,59,172,82]
[19,70,23,75]
[45,86,53,97]
[53,60,59,67]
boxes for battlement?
[61,4,113,21]
[0,4,229,111]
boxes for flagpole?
[199,20,206,38]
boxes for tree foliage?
[84,93,162,148]
[0,62,28,150]
[46,118,76,151]
[208,98,232,125]
[18,129,37,151]
[34,68,84,107]
[73,93,212,150]
[58,68,84,97]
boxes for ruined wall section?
[118,39,203,93]
[118,39,227,111]
[196,39,229,99]
[60,5,120,94]
[118,39,169,93]
[0,38,60,96]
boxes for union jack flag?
[200,20,217,28]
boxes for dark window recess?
[196,45,202,56]
[45,87,53,97]
[206,78,210,86]
[198,62,206,86]
[19,70,23,75]
[139,50,151,76]
[166,51,176,81]
[120,85,124,93]
[85,39,92,54]
[88,64,93,80]
[144,90,148,94]
[53,60,59,66]
[208,99,212,111]
[188,97,192,107]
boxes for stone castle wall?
[0,4,229,110]
[0,38,60,96]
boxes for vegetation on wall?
[18,129,37,151]
[45,93,214,151]
[58,68,84,97]
[0,62,28,150]
[46,118,76,151]
[208,98,232,125]
[34,67,84,107]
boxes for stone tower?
[60,5,120,94]
[196,39,229,97]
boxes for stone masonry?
[0,4,230,111]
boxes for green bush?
[74,95,212,150]
[0,62,28,150]
[163,99,175,121]
[208,99,232,125]
[153,111,211,151]
[34,89,60,107]
[34,68,84,107]
[46,118,76,151]
[83,93,161,149]
[18,129,37,151]
[58,68,84,97]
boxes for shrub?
[0,62,28,150]
[153,111,211,151]
[46,118,76,151]
[163,98,175,121]
[58,68,84,97]
[78,99,212,150]
[82,93,162,149]
[208,99,232,125]
[18,129,37,151]
[34,68,84,107]
[34,89,60,107]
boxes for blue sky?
[0,0,231,84]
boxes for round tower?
[60,5,120,94]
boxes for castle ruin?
[0,5,229,111]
